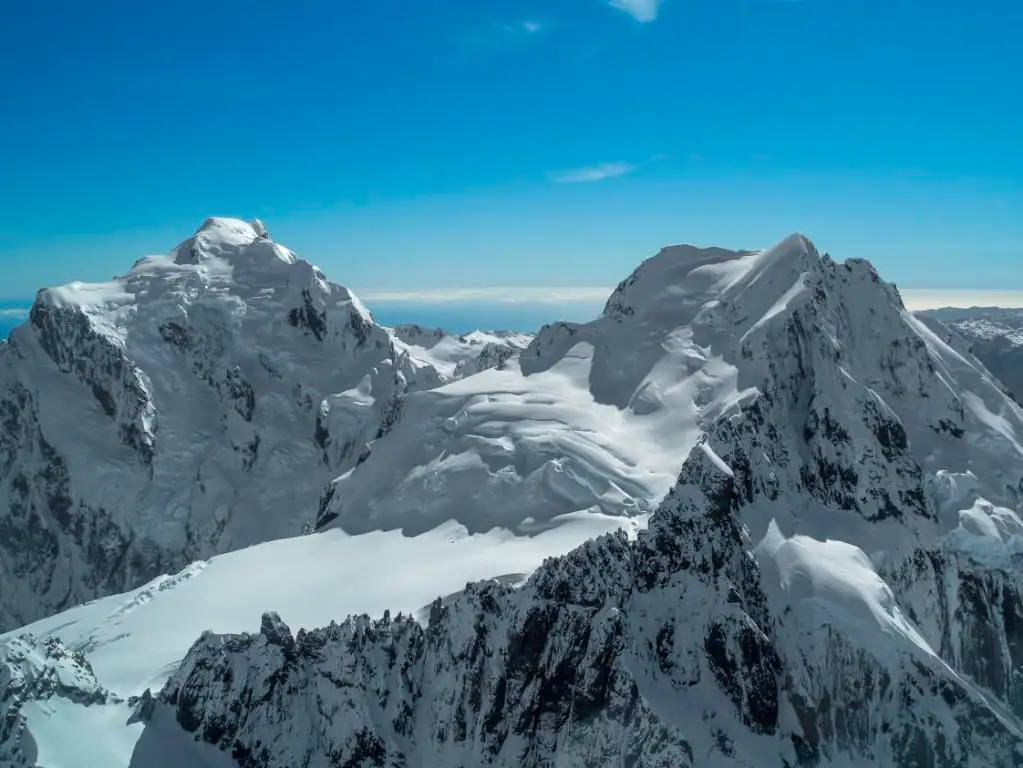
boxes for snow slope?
[136,235,1023,766]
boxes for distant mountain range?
[919,307,1023,404]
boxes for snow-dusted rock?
[142,235,1023,766]
[0,634,116,766]
[0,218,446,631]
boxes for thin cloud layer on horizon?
[360,287,612,304]
[360,287,1023,310]
[899,290,1023,311]
[4,289,1023,314]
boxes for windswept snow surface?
[320,342,709,535]
[9,516,640,696]
[319,242,778,535]
[758,521,937,657]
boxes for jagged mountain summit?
[919,307,1023,404]
[0,218,541,632]
[4,233,1023,767]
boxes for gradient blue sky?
[1,0,1020,300]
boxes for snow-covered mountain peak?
[522,234,900,414]
[27,216,372,356]
[0,219,452,631]
[597,232,819,324]
[127,236,1023,768]
[172,216,286,266]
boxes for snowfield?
[8,515,643,698]
[3,514,642,767]
[3,223,1023,766]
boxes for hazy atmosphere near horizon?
[2,0,1021,328]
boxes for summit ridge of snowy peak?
[171,217,283,265]
[140,235,1023,766]
[0,218,448,631]
[519,233,896,413]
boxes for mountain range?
[2,220,1023,767]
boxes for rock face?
[146,236,1023,766]
[918,307,1023,404]
[0,218,444,631]
[0,634,116,766]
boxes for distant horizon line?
[3,288,1023,312]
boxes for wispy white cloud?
[359,287,611,305]
[552,153,666,184]
[609,0,666,22]
[0,308,29,318]
[552,161,637,184]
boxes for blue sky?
[1,0,1021,301]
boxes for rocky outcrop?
[0,634,117,766]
